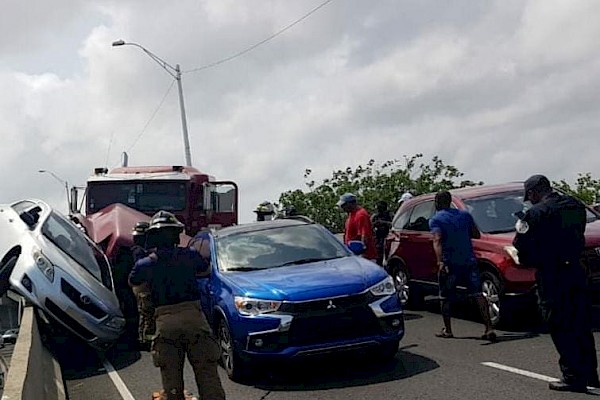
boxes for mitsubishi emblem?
[326,300,337,310]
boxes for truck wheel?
[0,256,18,298]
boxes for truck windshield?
[87,181,187,213]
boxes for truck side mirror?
[70,187,79,214]
[203,183,213,211]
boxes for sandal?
[435,328,454,338]
[482,331,497,342]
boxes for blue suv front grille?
[287,303,381,346]
[278,292,374,314]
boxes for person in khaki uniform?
[129,221,155,345]
[129,211,225,400]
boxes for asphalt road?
[56,302,600,400]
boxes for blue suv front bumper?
[231,293,405,361]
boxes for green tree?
[553,173,600,205]
[278,154,483,232]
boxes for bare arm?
[470,223,481,239]
[432,231,444,272]
[469,214,481,239]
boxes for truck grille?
[61,279,108,319]
[44,299,96,341]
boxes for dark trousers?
[542,287,599,387]
[152,301,225,400]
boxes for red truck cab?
[69,165,238,336]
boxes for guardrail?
[1,306,66,400]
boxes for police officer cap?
[523,174,551,201]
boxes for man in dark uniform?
[129,221,155,346]
[513,175,599,395]
[371,200,393,266]
[129,211,225,400]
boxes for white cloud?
[2,0,600,224]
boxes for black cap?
[523,174,551,201]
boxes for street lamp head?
[112,39,126,47]
[38,169,46,173]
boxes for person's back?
[429,208,476,268]
[144,247,202,308]
[128,211,225,400]
[519,193,587,302]
[372,210,393,241]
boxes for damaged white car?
[0,199,125,350]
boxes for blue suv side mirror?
[347,240,366,255]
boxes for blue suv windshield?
[216,224,350,272]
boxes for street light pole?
[38,170,70,213]
[112,40,192,166]
[175,64,192,167]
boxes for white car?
[0,199,125,350]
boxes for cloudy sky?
[1,0,599,223]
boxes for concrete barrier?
[1,306,66,400]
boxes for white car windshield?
[41,211,113,290]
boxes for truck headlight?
[105,316,126,330]
[234,297,281,316]
[33,250,54,282]
[369,276,396,296]
[504,245,520,265]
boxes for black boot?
[548,380,587,393]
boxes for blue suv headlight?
[234,297,281,316]
[369,276,396,296]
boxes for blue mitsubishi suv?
[196,218,405,381]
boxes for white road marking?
[482,362,560,383]
[102,358,136,400]
[483,362,598,391]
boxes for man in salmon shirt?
[337,193,378,261]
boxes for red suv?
[383,182,600,325]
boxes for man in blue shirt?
[429,191,496,341]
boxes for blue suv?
[196,218,405,381]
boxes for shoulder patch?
[515,219,529,234]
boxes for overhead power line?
[184,0,336,74]
[125,79,177,155]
